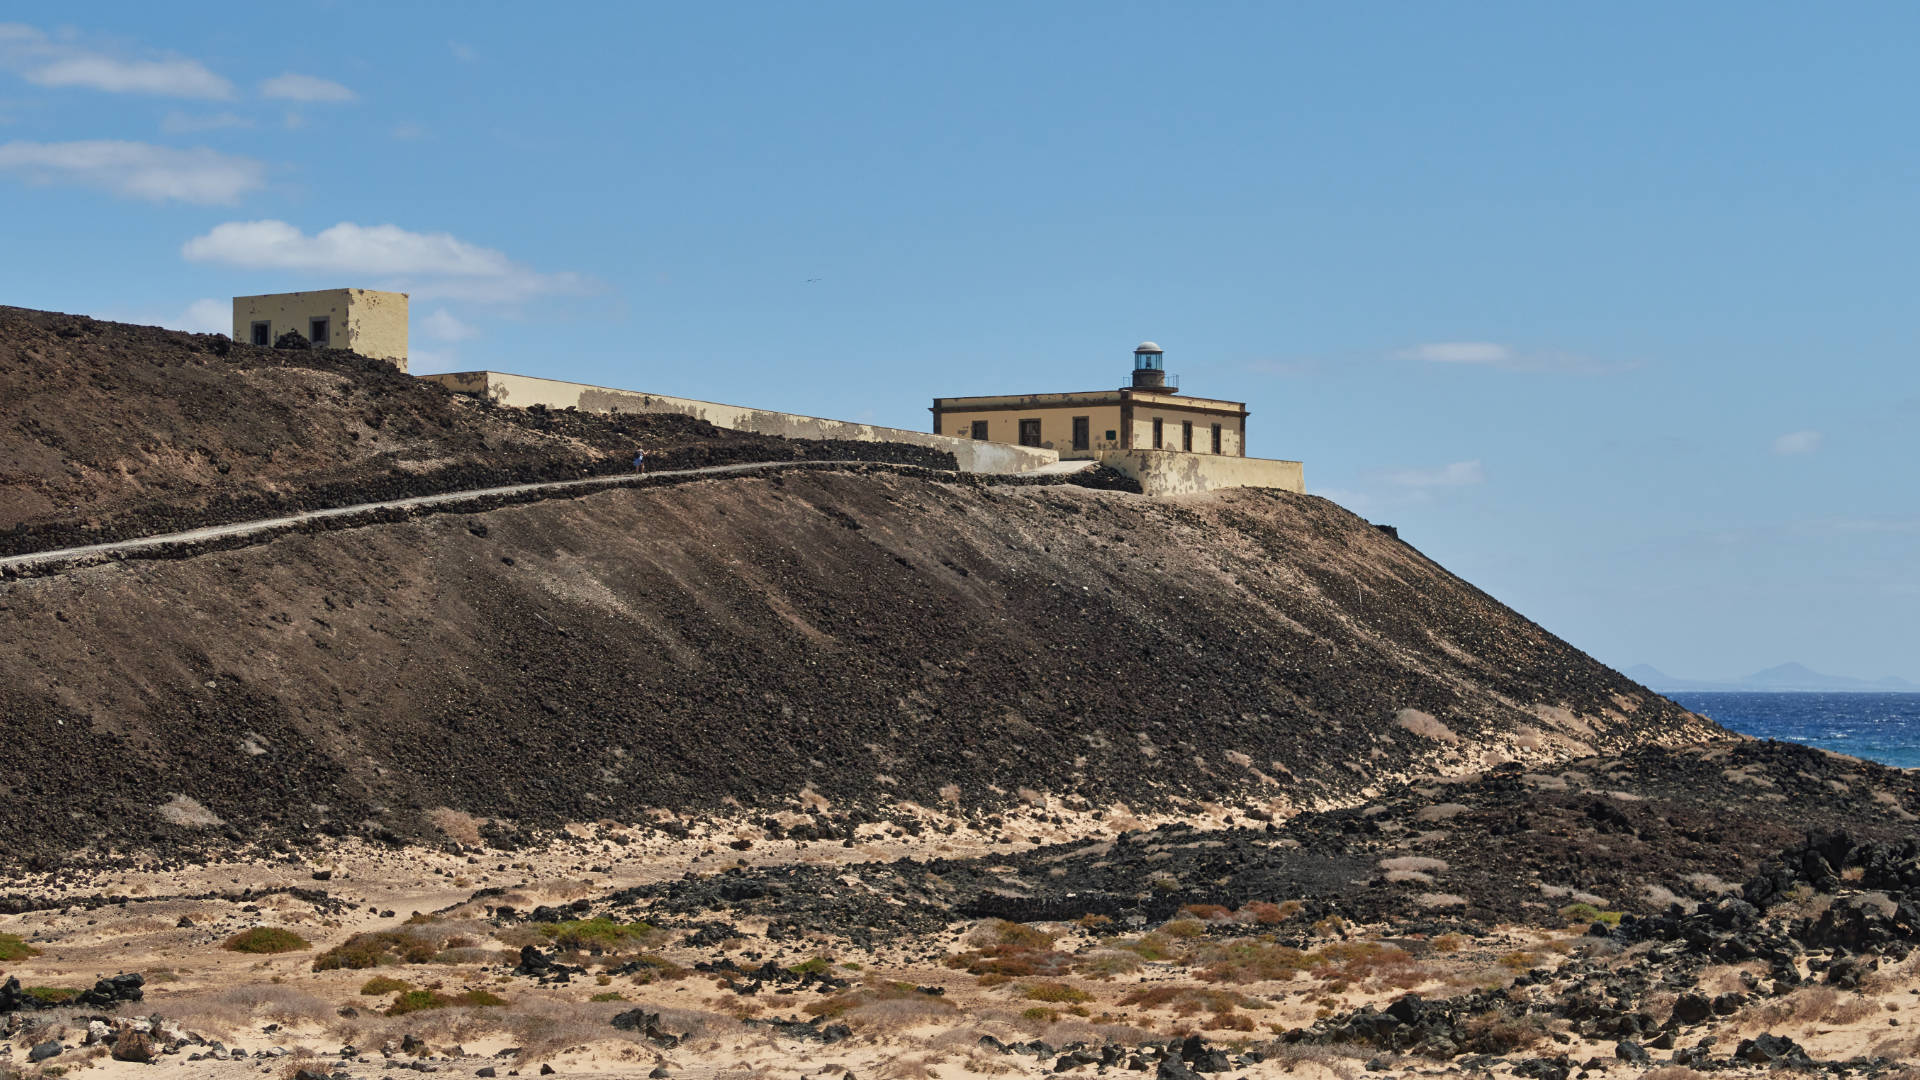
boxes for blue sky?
[2,3,1915,682]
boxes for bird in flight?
[805,277,822,284]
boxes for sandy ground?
[6,808,1919,1080]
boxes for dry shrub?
[966,920,1056,949]
[1161,919,1207,939]
[1264,1041,1366,1080]
[222,927,310,954]
[1194,940,1313,983]
[1431,933,1469,954]
[1379,856,1448,874]
[1385,870,1435,885]
[1635,1069,1710,1080]
[1414,803,1467,822]
[426,807,484,846]
[165,985,335,1035]
[1117,986,1267,1018]
[1737,985,1876,1030]
[1180,904,1233,922]
[1417,893,1467,909]
[1022,982,1092,1004]
[1461,1006,1548,1054]
[1237,900,1302,925]
[1074,950,1143,979]
[1395,710,1458,743]
[808,982,956,1028]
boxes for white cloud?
[180,220,590,302]
[1,24,232,99]
[168,297,230,334]
[422,308,478,341]
[0,139,264,203]
[1398,341,1632,375]
[408,348,461,374]
[1383,460,1485,488]
[1772,429,1823,456]
[161,110,252,133]
[259,73,356,103]
[1403,342,1513,366]
[183,220,519,276]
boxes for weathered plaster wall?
[933,403,1125,456]
[232,289,408,370]
[1127,405,1244,456]
[1096,448,1303,495]
[419,371,1058,475]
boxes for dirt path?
[0,459,891,576]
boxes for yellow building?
[931,342,1248,458]
[232,289,409,371]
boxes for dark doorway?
[970,420,989,440]
[308,317,330,346]
[1018,418,1042,447]
[1211,423,1223,454]
[1071,416,1090,451]
[250,321,270,346]
[1152,418,1163,449]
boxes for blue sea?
[1670,692,1920,769]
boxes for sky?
[1,3,1915,683]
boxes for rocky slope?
[0,306,949,556]
[0,456,1709,865]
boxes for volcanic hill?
[0,307,1713,865]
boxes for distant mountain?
[1627,662,1920,694]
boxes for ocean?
[1670,692,1920,770]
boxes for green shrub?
[0,933,39,961]
[222,927,311,954]
[386,988,507,1016]
[1022,982,1092,1004]
[786,956,834,976]
[360,976,413,995]
[590,991,626,1002]
[1558,903,1621,926]
[537,917,655,952]
[25,987,79,1004]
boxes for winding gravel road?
[0,459,893,576]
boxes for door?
[1018,418,1042,447]
[1071,416,1090,451]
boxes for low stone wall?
[1095,449,1304,496]
[420,371,1058,475]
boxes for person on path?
[632,448,647,473]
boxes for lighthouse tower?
[1130,341,1172,391]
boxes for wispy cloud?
[1398,341,1633,375]
[170,297,229,334]
[422,308,478,341]
[161,110,252,133]
[1772,429,1823,456]
[0,23,233,99]
[180,219,590,302]
[1383,459,1485,488]
[259,73,356,103]
[448,40,479,63]
[0,139,264,203]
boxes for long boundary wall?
[420,371,1059,475]
[1096,448,1304,496]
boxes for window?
[1018,418,1042,447]
[1071,416,1090,451]
[250,321,271,346]
[1104,430,1117,441]
[1182,420,1193,452]
[1211,423,1222,454]
[309,317,330,346]
[971,420,989,440]
[1152,418,1163,448]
